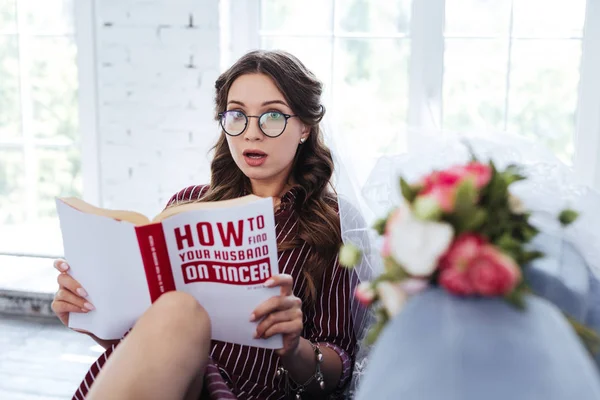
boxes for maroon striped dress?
[73,185,356,400]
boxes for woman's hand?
[51,258,95,327]
[251,274,303,357]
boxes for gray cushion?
[355,288,600,400]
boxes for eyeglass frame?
[217,110,299,138]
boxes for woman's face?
[224,73,308,186]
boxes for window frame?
[75,0,101,207]
[229,0,600,190]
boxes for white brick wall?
[94,0,221,217]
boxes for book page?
[56,200,152,340]
[161,197,283,349]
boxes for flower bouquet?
[339,151,598,351]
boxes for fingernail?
[84,302,95,311]
[253,331,258,339]
[58,262,68,272]
[264,279,274,287]
[81,308,89,313]
[250,313,256,322]
[77,288,88,297]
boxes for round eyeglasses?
[218,110,298,138]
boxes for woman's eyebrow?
[261,100,289,107]
[226,100,289,107]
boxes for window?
[0,0,81,257]
[443,0,586,163]
[228,0,599,185]
[257,0,413,182]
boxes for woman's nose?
[243,116,263,141]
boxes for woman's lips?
[243,150,267,167]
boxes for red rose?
[467,246,521,296]
[439,234,486,271]
[439,267,476,295]
[438,234,486,295]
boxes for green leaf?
[504,289,526,310]
[495,233,521,259]
[461,139,479,162]
[519,223,539,243]
[365,319,386,345]
[455,178,478,208]
[503,164,527,185]
[559,209,579,226]
[400,177,418,203]
[373,217,388,235]
[461,208,488,232]
[521,250,545,265]
[565,314,600,356]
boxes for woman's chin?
[242,168,272,181]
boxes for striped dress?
[73,185,356,400]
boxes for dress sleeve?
[305,254,357,391]
[165,185,209,208]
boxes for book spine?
[135,224,176,302]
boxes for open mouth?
[243,150,267,159]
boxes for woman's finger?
[51,299,90,314]
[255,308,301,338]
[57,273,88,298]
[262,320,303,339]
[251,295,301,322]
[55,288,95,311]
[53,258,70,273]
[264,274,294,296]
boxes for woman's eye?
[268,112,282,119]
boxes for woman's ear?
[300,125,310,141]
[299,126,310,144]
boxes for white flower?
[508,193,526,215]
[376,281,407,318]
[339,243,362,268]
[387,208,454,277]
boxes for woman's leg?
[87,291,211,400]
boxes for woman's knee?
[142,291,211,343]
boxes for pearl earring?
[300,138,306,144]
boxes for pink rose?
[438,234,486,296]
[467,246,521,296]
[421,168,464,191]
[463,162,492,189]
[417,185,456,213]
[418,163,491,213]
[355,282,376,307]
[439,234,486,271]
[381,235,391,258]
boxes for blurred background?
[0,0,599,398]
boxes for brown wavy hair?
[200,50,341,302]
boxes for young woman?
[52,50,357,400]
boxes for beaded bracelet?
[276,342,325,399]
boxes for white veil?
[321,119,383,396]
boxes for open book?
[56,195,283,349]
